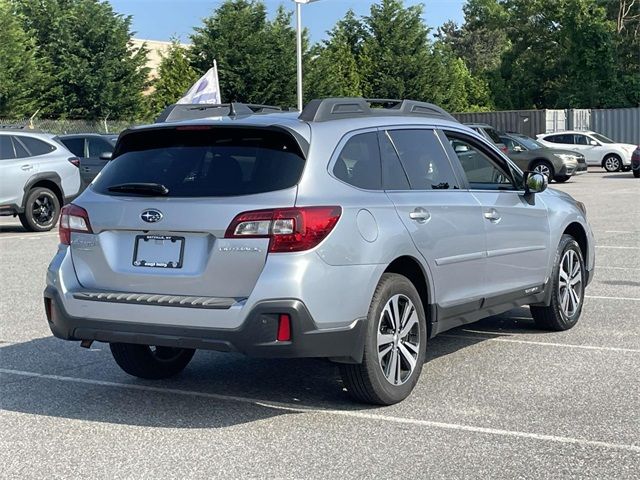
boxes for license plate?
[133,235,184,269]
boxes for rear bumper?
[44,285,366,363]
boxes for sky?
[108,0,467,44]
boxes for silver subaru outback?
[44,98,595,405]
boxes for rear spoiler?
[155,103,284,123]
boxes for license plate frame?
[132,235,185,269]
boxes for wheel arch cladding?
[383,256,432,335]
[563,222,588,261]
[26,179,64,208]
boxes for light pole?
[293,0,320,111]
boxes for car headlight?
[576,201,587,217]
[554,153,578,163]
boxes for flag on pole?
[177,61,222,104]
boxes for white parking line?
[595,245,640,250]
[586,295,640,301]
[441,334,640,353]
[0,233,58,241]
[604,230,639,234]
[598,266,639,271]
[1,367,639,453]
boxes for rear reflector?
[59,204,93,245]
[277,314,291,342]
[225,206,341,252]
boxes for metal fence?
[591,108,640,145]
[453,107,640,144]
[452,109,565,138]
[0,118,139,135]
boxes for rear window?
[93,127,306,197]
[482,127,502,144]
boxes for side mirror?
[589,140,598,146]
[454,144,470,153]
[513,145,525,152]
[99,152,113,160]
[525,171,548,194]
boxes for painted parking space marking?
[442,333,640,353]
[1,368,639,454]
[595,245,640,250]
[585,295,640,301]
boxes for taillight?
[500,145,509,154]
[68,157,80,167]
[59,204,93,245]
[225,206,341,253]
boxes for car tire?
[554,175,570,183]
[18,187,61,232]
[531,161,555,181]
[339,273,427,405]
[633,169,640,178]
[602,155,622,172]
[530,235,585,331]
[110,343,196,379]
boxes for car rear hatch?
[68,125,307,299]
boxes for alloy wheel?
[558,249,583,317]
[604,157,620,171]
[377,294,420,385]
[32,194,55,226]
[534,164,551,177]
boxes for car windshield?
[591,133,614,144]
[513,135,543,150]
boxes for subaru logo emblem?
[141,209,163,223]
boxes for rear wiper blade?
[107,183,169,196]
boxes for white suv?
[537,131,636,172]
[0,130,81,231]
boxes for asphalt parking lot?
[1,169,638,479]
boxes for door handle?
[409,207,431,223]
[484,208,501,222]
[82,167,91,173]
[20,164,33,171]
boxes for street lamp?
[293,0,320,111]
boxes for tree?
[13,0,149,119]
[190,0,301,107]
[305,12,363,99]
[149,40,199,116]
[359,0,433,100]
[0,0,40,116]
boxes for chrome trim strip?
[72,290,240,310]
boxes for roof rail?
[155,102,283,123]
[299,97,458,123]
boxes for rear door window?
[12,137,30,158]
[60,137,85,157]
[93,127,306,197]
[386,129,460,190]
[88,137,114,157]
[545,134,574,144]
[17,136,55,156]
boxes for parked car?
[44,98,595,405]
[632,146,640,178]
[0,131,81,231]
[464,123,509,153]
[499,133,587,182]
[55,134,117,187]
[536,131,635,172]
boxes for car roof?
[0,130,57,141]
[542,131,596,135]
[57,133,115,139]
[464,123,495,128]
